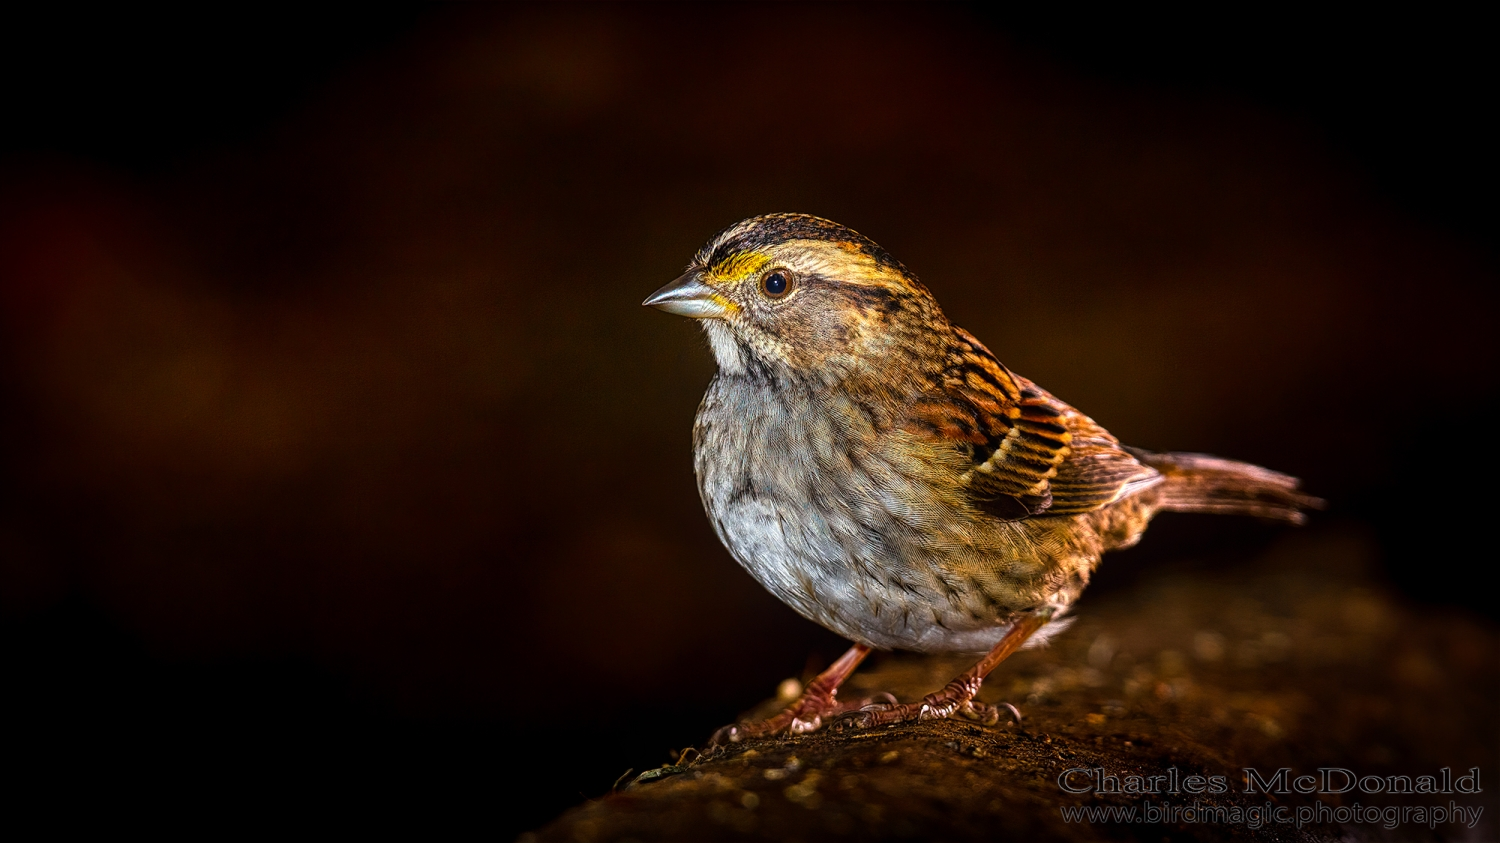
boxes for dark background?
[1,5,1493,834]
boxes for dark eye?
[761,270,792,299]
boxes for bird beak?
[642,273,734,319]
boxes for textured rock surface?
[529,527,1496,842]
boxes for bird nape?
[644,213,1321,742]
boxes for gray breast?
[691,373,1025,652]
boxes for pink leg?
[712,643,872,744]
[839,611,1050,729]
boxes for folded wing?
[901,328,1160,521]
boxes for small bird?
[644,214,1320,741]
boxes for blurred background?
[1,5,1493,834]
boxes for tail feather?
[1126,448,1324,525]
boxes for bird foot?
[709,644,877,745]
[711,689,892,745]
[832,676,998,730]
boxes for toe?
[709,724,743,745]
[788,715,822,735]
[958,700,1001,726]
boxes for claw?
[709,724,740,746]
[958,700,1001,726]
[830,710,873,731]
[999,702,1023,726]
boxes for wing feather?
[902,328,1159,520]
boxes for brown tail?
[1126,448,1324,525]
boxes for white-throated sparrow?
[644,214,1320,741]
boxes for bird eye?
[761,270,793,299]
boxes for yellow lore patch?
[706,251,770,284]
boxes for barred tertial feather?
[903,326,1157,522]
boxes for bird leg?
[711,643,872,744]
[838,610,1051,730]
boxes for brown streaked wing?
[901,330,1070,519]
[902,328,1159,520]
[966,388,1074,514]
[1043,411,1163,515]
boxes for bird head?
[644,214,950,385]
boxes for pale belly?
[692,376,1096,653]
